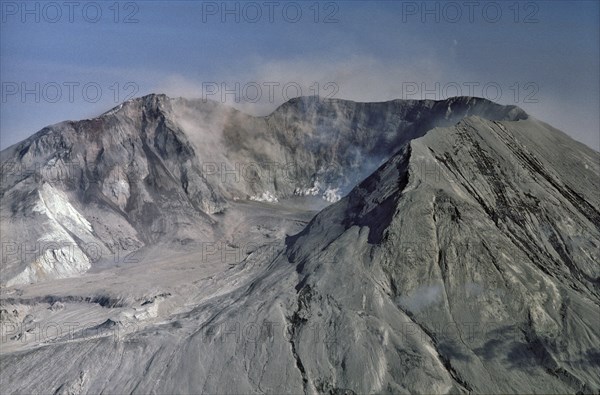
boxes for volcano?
[0,95,598,394]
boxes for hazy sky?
[1,0,599,150]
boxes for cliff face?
[0,94,526,285]
[1,94,598,394]
[281,115,600,393]
[0,97,600,393]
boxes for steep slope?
[1,113,598,394]
[0,95,526,285]
[1,95,220,285]
[219,95,527,199]
[282,115,600,393]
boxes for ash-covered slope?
[0,94,525,285]
[1,112,598,394]
[282,115,600,393]
[220,95,526,199]
[1,95,221,285]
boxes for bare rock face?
[0,94,525,285]
[1,95,598,394]
[282,115,600,393]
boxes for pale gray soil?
[1,96,598,394]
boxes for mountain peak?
[1,91,599,394]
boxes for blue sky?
[1,0,599,149]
